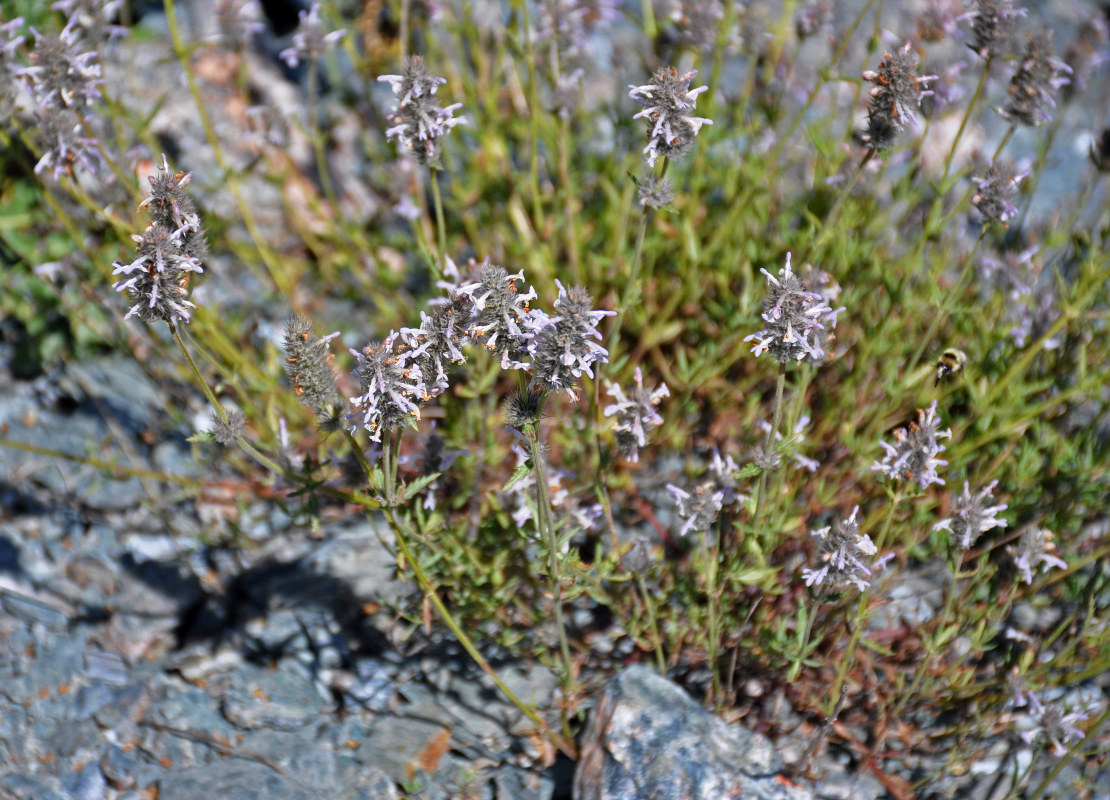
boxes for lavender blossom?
[998,32,1071,127]
[526,281,615,400]
[915,0,964,43]
[604,367,669,462]
[401,293,472,397]
[378,57,466,166]
[212,0,266,49]
[1021,692,1089,756]
[535,0,619,65]
[965,0,1026,61]
[658,0,739,54]
[666,450,745,538]
[282,313,342,426]
[802,507,882,593]
[934,480,1008,550]
[744,253,844,365]
[112,156,208,323]
[861,42,937,149]
[872,400,951,488]
[13,23,102,110]
[628,67,713,168]
[31,106,101,179]
[971,162,1026,224]
[279,3,345,68]
[457,264,536,369]
[51,0,127,43]
[1062,11,1109,99]
[112,227,205,323]
[348,333,426,442]
[795,1,833,40]
[1009,526,1067,584]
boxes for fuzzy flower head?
[971,162,1026,224]
[1009,526,1067,584]
[212,0,265,49]
[604,367,669,463]
[914,0,964,43]
[795,1,833,40]
[378,56,466,166]
[348,333,426,442]
[744,253,844,365]
[934,480,1008,550]
[872,400,951,488]
[458,264,536,369]
[965,0,1026,61]
[637,173,674,209]
[628,67,713,168]
[52,0,127,43]
[455,265,532,368]
[802,507,882,592]
[279,2,345,67]
[400,293,472,397]
[111,227,204,324]
[282,313,341,425]
[30,106,101,179]
[666,450,745,538]
[1021,692,1089,757]
[998,32,1071,127]
[861,42,937,149]
[13,23,102,111]
[526,280,615,400]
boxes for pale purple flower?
[861,42,938,149]
[872,400,951,488]
[51,0,127,42]
[1021,692,1089,756]
[604,367,669,463]
[400,293,472,397]
[745,253,844,364]
[1062,10,1109,98]
[212,0,266,48]
[998,32,1071,126]
[348,332,427,442]
[13,23,102,110]
[802,507,882,592]
[31,107,101,179]
[667,449,745,537]
[1009,527,1067,584]
[795,1,833,40]
[934,480,1008,550]
[457,263,536,369]
[915,0,964,43]
[525,280,614,400]
[964,0,1027,61]
[279,3,345,67]
[378,56,466,166]
[628,67,713,167]
[971,162,1027,224]
[112,227,205,323]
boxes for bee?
[935,348,967,385]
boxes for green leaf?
[501,458,534,492]
[401,472,442,503]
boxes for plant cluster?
[2,0,1109,793]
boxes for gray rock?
[66,762,107,800]
[221,661,326,731]
[157,761,318,800]
[573,665,813,800]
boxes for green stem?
[894,553,961,715]
[524,423,575,697]
[829,485,903,709]
[385,507,577,758]
[429,166,448,280]
[168,321,297,480]
[635,573,667,675]
[752,363,787,533]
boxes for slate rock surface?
[574,665,813,800]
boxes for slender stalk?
[829,484,902,709]
[385,506,577,758]
[788,590,820,681]
[752,363,787,533]
[429,166,448,280]
[799,147,875,265]
[168,321,297,481]
[635,572,667,675]
[894,552,961,715]
[706,518,723,706]
[524,424,575,693]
